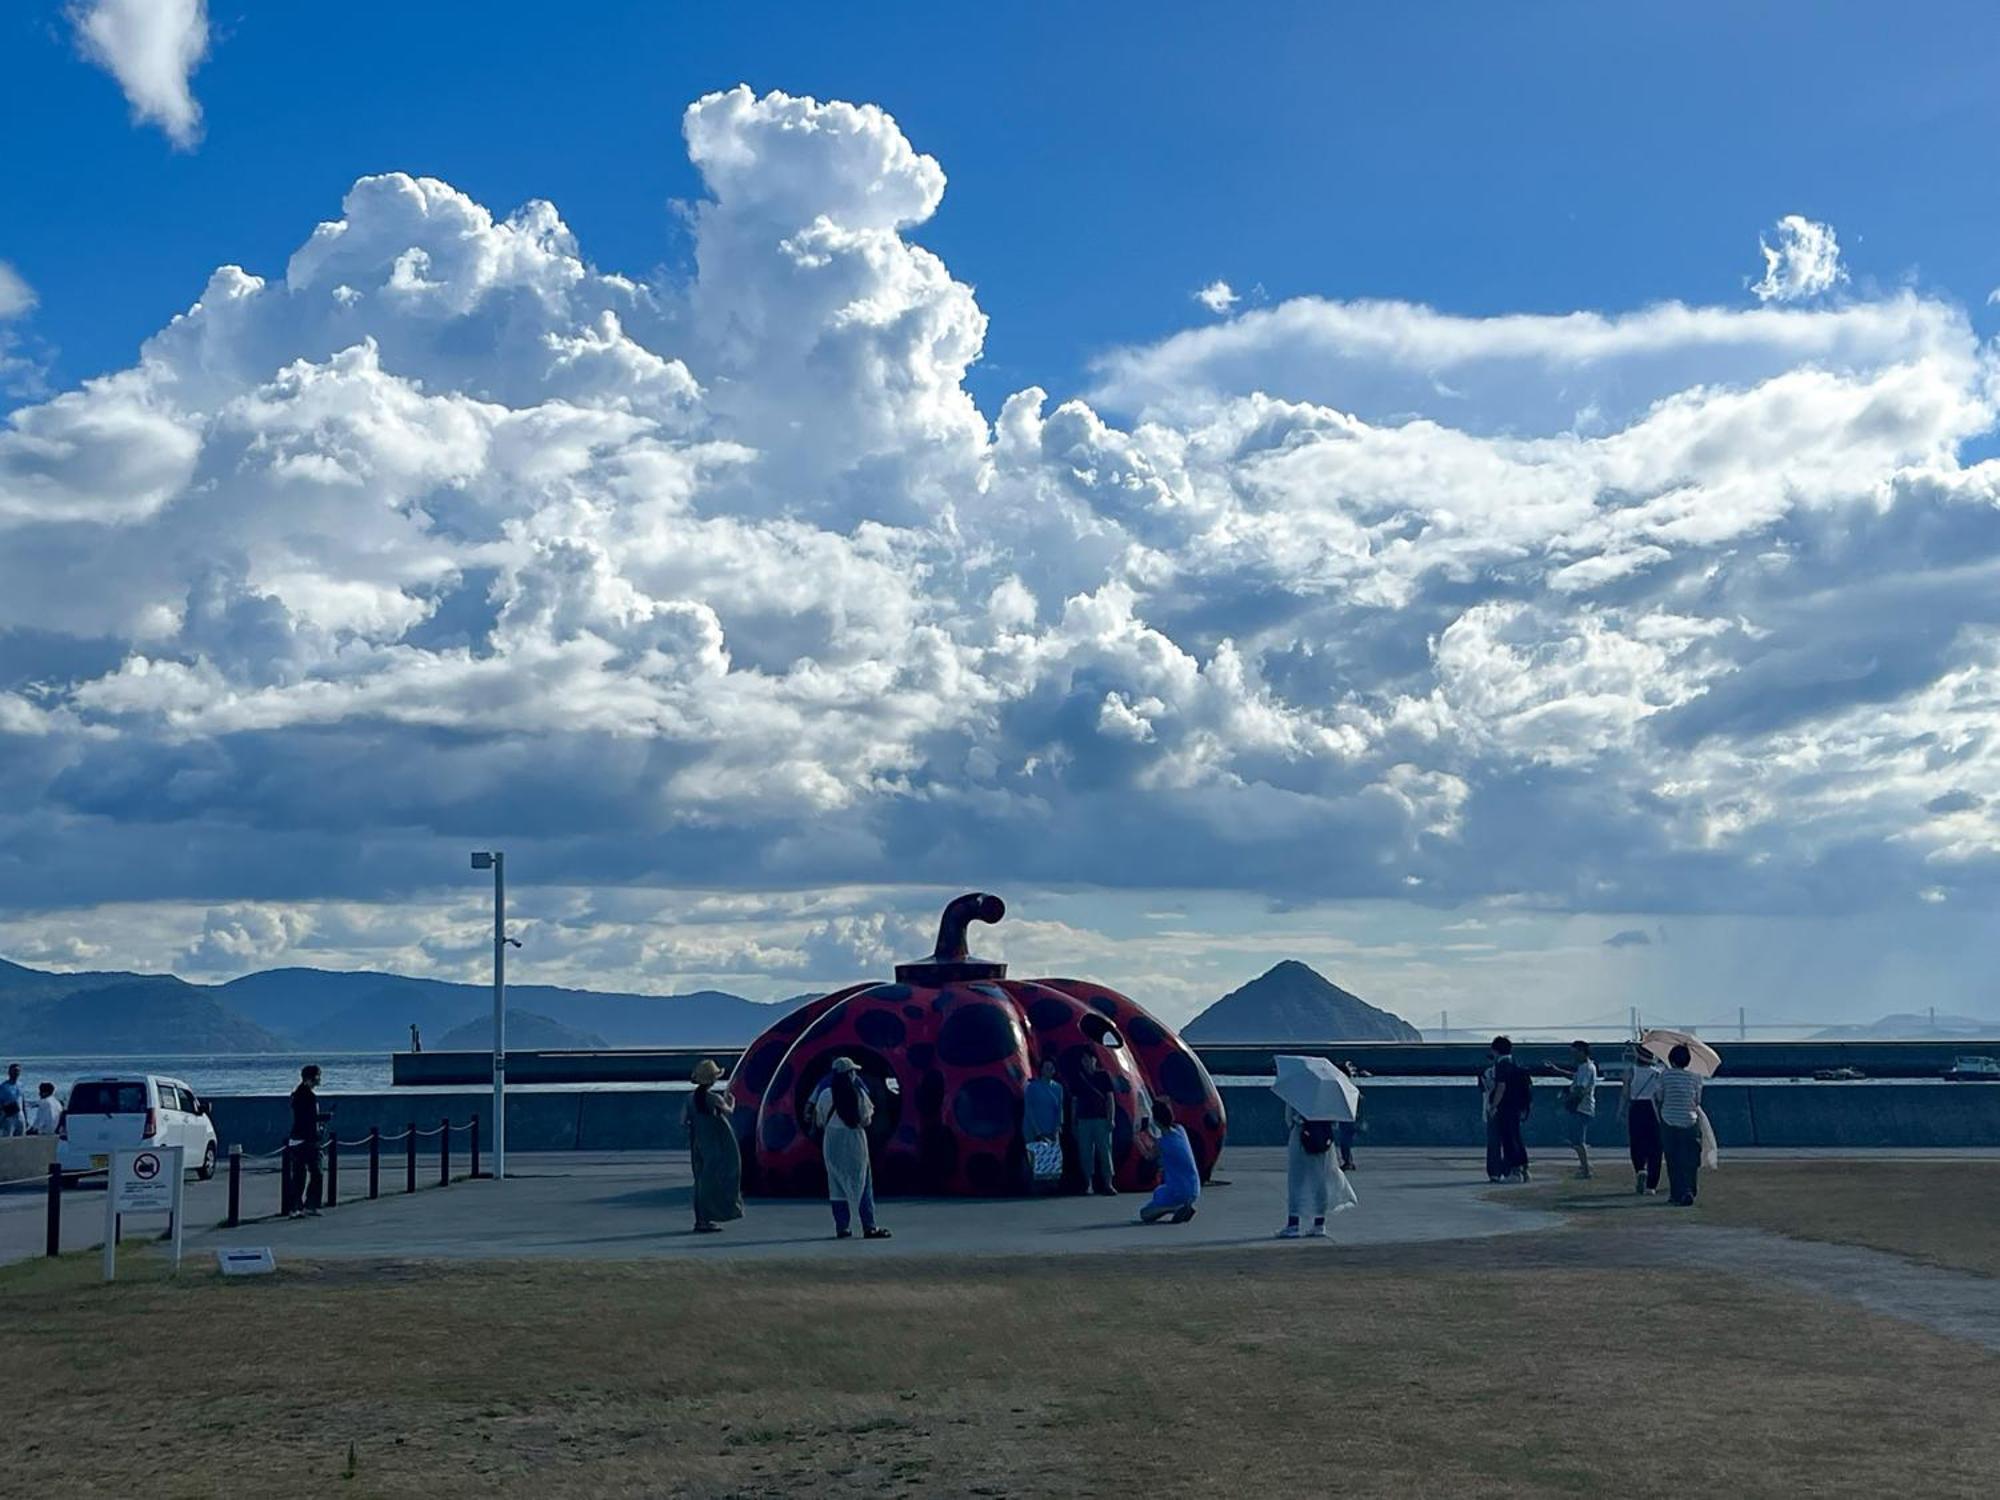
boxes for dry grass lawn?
[7,1242,2000,1498]
[1513,1158,2000,1276]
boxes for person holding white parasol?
[1269,1056,1360,1238]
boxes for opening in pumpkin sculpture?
[730,893,1228,1195]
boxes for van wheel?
[197,1142,217,1180]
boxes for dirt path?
[1400,1214,2000,1354]
[1613,1224,2000,1353]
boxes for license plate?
[91,1154,108,1168]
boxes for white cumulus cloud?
[1753,214,1846,304]
[70,0,211,148]
[1,85,1998,979]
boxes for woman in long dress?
[812,1057,891,1240]
[682,1058,743,1233]
[1277,1104,1358,1238]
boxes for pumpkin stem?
[895,892,1008,985]
[933,892,1004,960]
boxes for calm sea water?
[7,1053,394,1098]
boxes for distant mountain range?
[1183,961,1423,1043]
[0,955,789,1054]
[1811,1013,2000,1040]
[0,951,1423,1055]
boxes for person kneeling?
[1136,1100,1200,1225]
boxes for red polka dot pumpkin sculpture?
[730,893,1227,1196]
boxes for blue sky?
[10,3,2000,409]
[3,3,2000,1030]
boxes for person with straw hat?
[810,1057,891,1239]
[682,1058,743,1234]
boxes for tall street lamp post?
[469,850,517,1179]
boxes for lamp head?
[470,851,494,870]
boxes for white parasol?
[1271,1055,1362,1122]
[1639,1028,1723,1078]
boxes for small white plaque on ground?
[217,1247,277,1277]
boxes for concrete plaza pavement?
[9,1145,1998,1269]
[187,1148,1556,1262]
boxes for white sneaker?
[1275,1224,1301,1239]
[1306,1222,1327,1238]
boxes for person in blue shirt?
[1021,1060,1066,1192]
[1136,1099,1199,1224]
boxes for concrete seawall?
[394,1038,2000,1086]
[208,1081,2000,1159]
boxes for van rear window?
[70,1082,148,1113]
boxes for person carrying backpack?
[1277,1104,1357,1238]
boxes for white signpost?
[104,1145,185,1282]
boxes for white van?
[56,1075,219,1183]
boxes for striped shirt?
[1659,1068,1703,1128]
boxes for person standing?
[0,1064,24,1137]
[1555,1039,1598,1179]
[27,1082,62,1136]
[1335,1060,1359,1172]
[1621,1044,1666,1195]
[682,1058,743,1234]
[1487,1037,1534,1183]
[1277,1105,1357,1238]
[812,1058,890,1239]
[284,1064,325,1219]
[1072,1052,1117,1196]
[1137,1100,1200,1224]
[1659,1044,1705,1206]
[1022,1059,1066,1193]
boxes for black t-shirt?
[1073,1069,1114,1121]
[290,1082,319,1141]
[1493,1059,1534,1116]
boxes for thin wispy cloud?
[1753,214,1846,303]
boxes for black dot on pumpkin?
[1159,1051,1209,1108]
[1087,995,1120,1017]
[965,1152,1006,1193]
[920,1125,958,1182]
[760,1112,797,1154]
[971,983,1010,1000]
[937,1002,1021,1068]
[874,984,912,1002]
[903,1005,926,1020]
[1127,1014,1165,1048]
[952,1075,1016,1140]
[1027,996,1073,1032]
[1204,1109,1222,1130]
[1114,1076,1132,1094]
[855,1008,907,1049]
[769,1062,794,1097]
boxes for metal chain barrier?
[42,1117,488,1252]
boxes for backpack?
[1298,1119,1335,1155]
